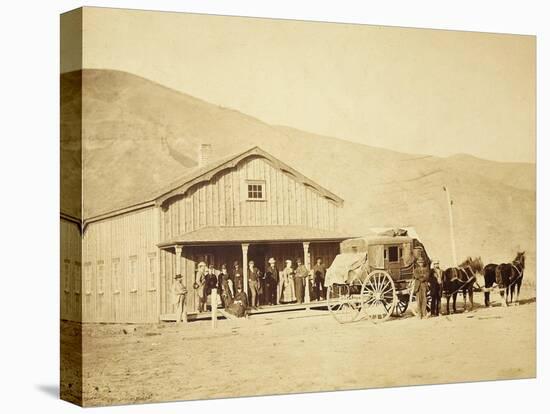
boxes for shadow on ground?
[36,384,59,399]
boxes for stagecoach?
[325,227,431,323]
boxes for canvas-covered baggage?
[324,252,367,286]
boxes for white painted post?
[211,288,218,328]
[443,186,458,267]
[174,245,187,322]
[303,242,311,304]
[175,245,182,275]
[242,243,249,295]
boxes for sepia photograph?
[58,5,536,408]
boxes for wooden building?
[60,146,352,323]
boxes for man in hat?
[311,257,327,301]
[294,257,309,304]
[232,261,243,292]
[429,260,443,317]
[218,264,233,307]
[248,260,262,309]
[204,263,220,311]
[173,273,188,323]
[413,257,429,319]
[194,261,207,312]
[264,257,279,306]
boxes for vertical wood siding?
[163,156,339,237]
[60,219,82,322]
[81,207,160,323]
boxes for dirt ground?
[61,288,536,407]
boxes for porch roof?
[158,225,355,248]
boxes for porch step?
[160,301,329,321]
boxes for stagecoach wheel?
[392,293,410,317]
[326,283,361,324]
[360,270,397,323]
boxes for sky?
[63,7,536,163]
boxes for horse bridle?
[511,261,524,284]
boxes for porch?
[157,225,354,319]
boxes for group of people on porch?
[205,257,326,310]
[174,256,328,320]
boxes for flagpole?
[443,186,458,267]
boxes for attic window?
[246,180,266,201]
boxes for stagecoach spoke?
[361,270,396,323]
[327,284,360,324]
[379,279,390,293]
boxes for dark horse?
[441,257,482,314]
[483,251,525,307]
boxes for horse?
[483,251,525,307]
[441,257,481,314]
[441,267,460,314]
[496,251,525,307]
[482,263,498,307]
[458,256,483,311]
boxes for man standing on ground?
[413,257,429,319]
[429,260,443,317]
[173,273,188,323]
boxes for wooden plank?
[217,308,238,320]
[160,301,330,321]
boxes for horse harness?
[510,262,525,287]
[442,266,476,299]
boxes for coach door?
[385,245,402,279]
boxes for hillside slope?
[61,69,536,274]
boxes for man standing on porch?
[194,261,207,312]
[232,261,243,291]
[294,257,309,304]
[280,260,296,303]
[312,257,327,301]
[265,257,279,306]
[248,260,261,309]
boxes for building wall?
[60,218,82,322]
[161,155,339,240]
[81,207,160,323]
[66,155,344,322]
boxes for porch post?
[174,245,187,322]
[242,243,249,295]
[175,245,182,275]
[303,242,311,303]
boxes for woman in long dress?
[280,259,296,303]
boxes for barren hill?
[61,69,536,277]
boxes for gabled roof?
[154,146,344,208]
[85,146,344,225]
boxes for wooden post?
[211,288,218,328]
[443,187,458,267]
[175,245,182,275]
[174,245,187,322]
[242,243,249,295]
[303,242,311,304]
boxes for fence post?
[211,288,218,328]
